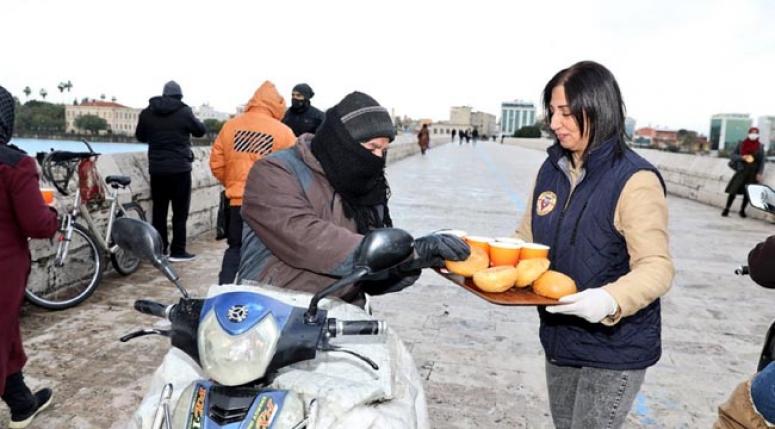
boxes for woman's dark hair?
[542,61,628,161]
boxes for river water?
[12,138,147,154]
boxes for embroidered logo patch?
[536,191,557,216]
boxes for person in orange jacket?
[209,81,296,284]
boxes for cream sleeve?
[514,184,534,243]
[602,170,675,325]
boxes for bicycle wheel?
[110,202,147,275]
[26,222,103,310]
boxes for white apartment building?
[501,100,536,136]
[65,100,141,135]
[193,103,231,122]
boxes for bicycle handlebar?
[326,319,386,337]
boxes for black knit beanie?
[163,80,183,99]
[0,86,15,145]
[293,83,315,99]
[335,92,395,143]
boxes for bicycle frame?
[54,182,130,266]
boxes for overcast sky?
[5,0,774,134]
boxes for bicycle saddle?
[106,175,132,187]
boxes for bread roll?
[473,266,520,293]
[532,270,577,299]
[514,258,551,288]
[445,246,489,277]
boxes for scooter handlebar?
[326,319,386,337]
[134,299,171,319]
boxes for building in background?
[450,106,472,125]
[500,100,536,136]
[65,100,140,135]
[709,113,751,152]
[757,116,775,153]
[625,117,636,139]
[634,126,709,152]
[429,105,496,138]
[193,103,231,121]
[471,111,496,136]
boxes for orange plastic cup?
[493,237,525,246]
[489,241,522,267]
[40,187,55,205]
[464,235,492,254]
[521,243,550,259]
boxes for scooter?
[734,183,775,371]
[111,217,429,429]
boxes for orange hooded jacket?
[209,81,296,206]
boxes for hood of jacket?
[149,96,186,116]
[245,81,286,120]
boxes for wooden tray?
[433,268,559,306]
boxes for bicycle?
[26,140,147,310]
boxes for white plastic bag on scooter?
[128,284,429,429]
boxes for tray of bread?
[431,232,577,306]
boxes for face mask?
[749,133,759,140]
[291,98,307,111]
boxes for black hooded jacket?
[282,104,324,137]
[135,96,206,175]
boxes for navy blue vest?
[532,140,665,370]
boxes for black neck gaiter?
[310,110,392,234]
[290,98,309,113]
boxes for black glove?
[361,267,422,296]
[400,233,471,271]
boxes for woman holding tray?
[513,61,674,429]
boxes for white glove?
[545,288,618,323]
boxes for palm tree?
[23,86,31,99]
[57,82,66,103]
[39,88,48,100]
[65,81,74,105]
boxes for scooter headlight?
[197,309,280,386]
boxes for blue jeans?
[546,360,646,429]
[751,361,775,423]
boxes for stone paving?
[2,140,774,428]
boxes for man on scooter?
[715,235,775,427]
[237,91,470,305]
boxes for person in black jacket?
[749,234,775,288]
[282,83,324,137]
[135,81,206,262]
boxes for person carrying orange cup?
[521,242,550,259]
[489,241,522,266]
[40,187,55,206]
[464,235,492,254]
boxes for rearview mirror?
[746,184,775,215]
[354,228,415,273]
[111,218,188,297]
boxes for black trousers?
[218,206,243,285]
[151,171,192,255]
[725,192,750,212]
